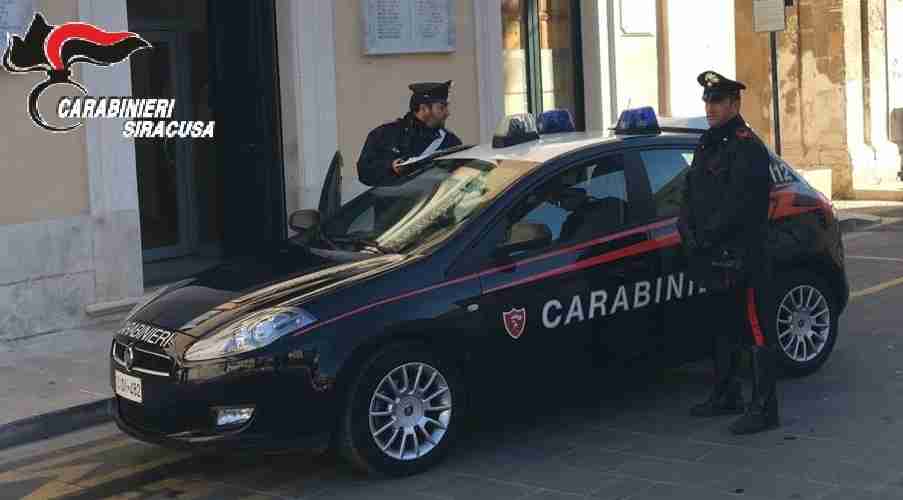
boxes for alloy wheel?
[776,285,831,363]
[368,362,452,461]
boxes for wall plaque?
[363,0,456,55]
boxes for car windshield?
[314,158,538,254]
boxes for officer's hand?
[391,159,404,175]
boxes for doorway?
[501,0,585,130]
[127,1,286,287]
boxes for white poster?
[0,0,35,46]
[363,0,456,55]
[753,0,786,33]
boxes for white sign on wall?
[0,0,34,47]
[620,0,656,36]
[753,0,786,32]
[363,0,456,55]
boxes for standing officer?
[678,70,779,435]
[357,80,463,186]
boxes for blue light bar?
[613,106,661,135]
[537,109,576,135]
[492,113,540,148]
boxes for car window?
[504,155,630,251]
[639,149,694,218]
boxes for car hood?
[130,245,409,337]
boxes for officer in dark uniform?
[357,81,463,186]
[678,70,779,435]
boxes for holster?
[687,247,746,292]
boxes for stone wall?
[734,0,873,198]
[0,0,144,342]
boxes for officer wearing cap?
[678,70,779,435]
[357,81,463,186]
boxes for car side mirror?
[289,209,320,233]
[494,222,552,258]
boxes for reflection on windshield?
[320,158,535,253]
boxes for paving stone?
[522,490,588,500]
[558,447,635,472]
[560,427,643,452]
[485,457,634,496]
[586,474,658,500]
[796,457,898,491]
[629,482,769,500]
[818,485,903,500]
[614,433,717,462]
[415,474,538,500]
[712,473,837,500]
[610,458,745,489]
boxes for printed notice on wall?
[753,0,786,32]
[0,0,34,46]
[363,0,456,55]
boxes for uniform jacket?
[357,113,463,186]
[678,115,773,287]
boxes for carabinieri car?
[111,108,849,477]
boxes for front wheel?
[769,270,840,377]
[338,342,464,477]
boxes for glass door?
[501,0,585,130]
[130,31,196,262]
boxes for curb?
[0,398,112,451]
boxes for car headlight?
[124,278,194,323]
[183,307,317,361]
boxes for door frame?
[133,30,199,263]
[520,0,586,130]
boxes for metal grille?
[112,338,174,377]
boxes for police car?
[111,108,848,477]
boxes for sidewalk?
[0,203,898,450]
[0,316,121,448]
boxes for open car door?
[319,151,343,221]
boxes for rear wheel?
[769,270,839,376]
[338,342,464,477]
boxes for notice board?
[363,0,456,55]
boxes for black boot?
[690,377,745,417]
[691,329,744,417]
[730,345,780,434]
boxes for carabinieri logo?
[3,13,214,138]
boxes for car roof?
[441,130,618,165]
[442,122,706,165]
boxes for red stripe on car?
[486,232,680,294]
[292,219,680,337]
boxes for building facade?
[0,0,899,341]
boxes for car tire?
[767,269,840,377]
[338,342,465,477]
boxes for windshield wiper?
[328,236,392,255]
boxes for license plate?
[115,370,143,403]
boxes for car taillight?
[793,191,834,226]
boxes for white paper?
[364,0,456,55]
[753,0,786,33]
[0,0,34,46]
